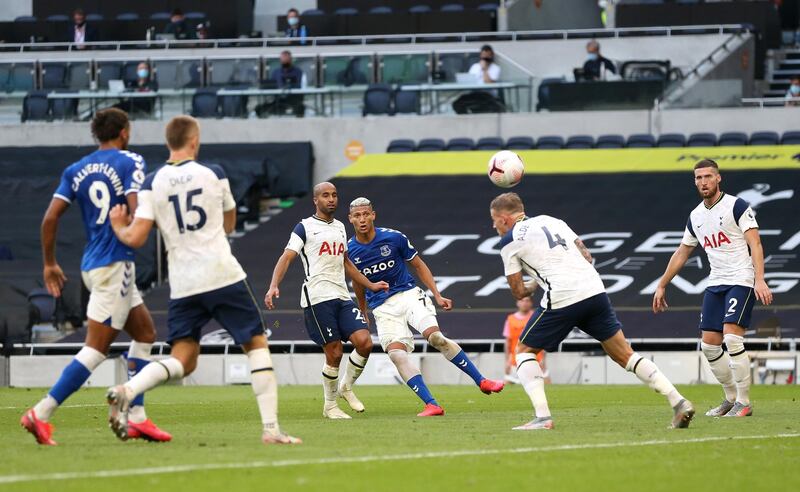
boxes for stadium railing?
[742,97,800,108]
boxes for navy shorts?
[519,293,622,352]
[167,280,265,345]
[304,298,368,346]
[699,285,755,331]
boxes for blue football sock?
[450,350,485,386]
[126,354,150,407]
[48,359,92,404]
[406,374,437,406]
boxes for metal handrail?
[742,97,800,108]
[0,24,751,53]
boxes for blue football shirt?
[53,148,146,271]
[347,227,419,309]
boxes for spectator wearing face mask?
[68,8,98,48]
[583,40,616,81]
[117,61,158,116]
[285,8,308,39]
[468,44,501,85]
[452,45,506,114]
[165,8,197,40]
[786,77,800,107]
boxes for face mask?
[288,17,299,26]
[587,53,599,61]
[481,57,493,63]
[137,69,149,79]
[791,84,800,95]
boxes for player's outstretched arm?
[41,198,70,297]
[506,272,535,300]
[265,249,297,309]
[352,281,370,328]
[575,238,593,264]
[344,254,389,293]
[408,255,452,310]
[109,204,154,249]
[744,229,773,305]
[652,243,694,313]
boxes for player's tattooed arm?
[744,228,773,306]
[574,238,593,264]
[408,255,452,310]
[344,253,389,293]
[506,272,535,300]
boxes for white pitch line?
[0,433,797,485]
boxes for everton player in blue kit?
[21,109,170,445]
[347,197,504,417]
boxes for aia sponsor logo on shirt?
[318,241,345,256]
[703,231,731,249]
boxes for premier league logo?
[380,245,391,257]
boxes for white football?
[487,150,525,188]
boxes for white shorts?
[81,261,143,330]
[372,287,437,353]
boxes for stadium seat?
[85,13,104,21]
[409,5,433,13]
[45,14,69,22]
[116,13,140,21]
[717,132,748,146]
[536,135,564,149]
[41,63,67,89]
[505,136,535,150]
[394,89,420,114]
[185,12,207,20]
[626,134,656,148]
[687,132,717,147]
[780,131,800,145]
[595,134,625,149]
[477,3,500,11]
[122,62,140,86]
[150,12,172,20]
[749,131,779,146]
[50,93,78,120]
[21,91,50,122]
[27,288,56,325]
[301,9,325,16]
[96,62,123,90]
[565,135,595,149]
[441,4,466,11]
[476,137,504,150]
[191,88,219,118]
[536,77,565,112]
[334,8,359,15]
[14,16,37,22]
[446,137,475,151]
[369,6,393,14]
[219,91,248,118]
[657,133,686,147]
[8,64,35,92]
[387,139,416,152]
[379,54,430,84]
[417,138,446,152]
[363,83,393,115]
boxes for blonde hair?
[490,192,524,214]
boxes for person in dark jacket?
[69,8,98,48]
[582,40,616,81]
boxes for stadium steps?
[228,198,291,239]
[764,48,800,97]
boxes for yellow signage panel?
[337,146,800,177]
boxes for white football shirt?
[285,216,351,308]
[499,215,606,310]
[681,193,758,288]
[136,160,246,299]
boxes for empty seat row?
[302,4,498,16]
[387,131,800,152]
[15,12,206,22]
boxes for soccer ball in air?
[487,150,525,188]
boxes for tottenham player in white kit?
[266,183,389,419]
[491,192,694,430]
[653,159,773,418]
[107,116,300,444]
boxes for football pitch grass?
[1,384,798,491]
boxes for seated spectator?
[256,51,306,117]
[69,8,98,48]
[786,76,800,107]
[285,8,308,39]
[271,50,305,88]
[165,9,197,40]
[582,40,616,81]
[117,61,158,116]
[196,22,209,40]
[453,45,505,114]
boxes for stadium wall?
[1,107,798,183]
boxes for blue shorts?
[519,293,622,352]
[167,280,265,345]
[699,285,755,331]
[304,298,368,346]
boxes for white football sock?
[388,349,421,382]
[34,346,105,421]
[427,331,460,360]
[626,353,683,408]
[339,352,368,392]
[125,357,184,399]
[127,340,153,424]
[247,348,280,434]
[723,334,751,405]
[701,342,737,402]
[322,364,339,404]
[516,353,551,419]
